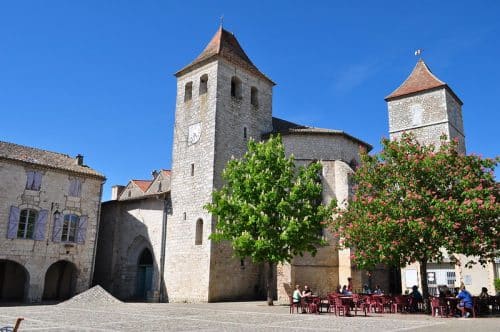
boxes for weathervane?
[414,49,423,58]
[220,15,224,28]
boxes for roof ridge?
[0,140,72,159]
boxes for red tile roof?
[131,180,153,193]
[176,27,275,85]
[385,59,460,103]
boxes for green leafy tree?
[331,133,499,303]
[205,135,334,305]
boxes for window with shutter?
[61,214,79,242]
[7,206,20,239]
[52,212,63,242]
[69,178,82,197]
[26,171,42,190]
[33,209,48,241]
[17,209,38,239]
[76,215,88,244]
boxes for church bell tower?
[385,59,465,153]
[165,27,275,302]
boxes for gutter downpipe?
[89,179,105,288]
[159,194,169,302]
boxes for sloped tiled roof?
[0,141,105,179]
[131,180,153,193]
[176,27,275,85]
[385,59,462,104]
[267,117,372,151]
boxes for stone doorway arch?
[136,248,153,300]
[42,260,78,301]
[0,259,29,302]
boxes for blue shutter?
[33,171,42,190]
[26,171,34,190]
[69,179,76,196]
[52,212,63,242]
[34,209,48,241]
[76,215,88,244]
[7,206,20,239]
[75,179,82,197]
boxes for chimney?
[75,154,84,166]
[151,170,159,178]
[111,185,126,200]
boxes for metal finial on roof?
[414,49,423,58]
[220,14,224,28]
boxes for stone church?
[94,27,498,303]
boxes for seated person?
[409,285,423,311]
[335,285,342,294]
[373,285,383,295]
[362,284,372,294]
[292,284,302,304]
[302,285,313,299]
[478,287,490,314]
[456,285,473,317]
[479,287,489,299]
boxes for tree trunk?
[419,259,430,313]
[266,262,274,306]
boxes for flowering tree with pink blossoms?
[331,133,499,302]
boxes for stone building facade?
[93,170,171,302]
[386,59,498,295]
[96,27,380,303]
[0,141,105,303]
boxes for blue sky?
[1,1,498,200]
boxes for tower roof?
[176,27,275,85]
[385,59,462,104]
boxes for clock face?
[188,123,201,145]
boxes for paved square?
[1,301,500,331]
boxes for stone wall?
[0,159,103,303]
[94,198,166,302]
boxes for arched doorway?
[42,260,77,301]
[0,260,29,302]
[136,248,153,300]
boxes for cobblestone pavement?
[1,301,499,331]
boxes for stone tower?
[385,59,465,153]
[165,27,275,302]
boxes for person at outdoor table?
[292,285,302,304]
[347,277,353,292]
[336,285,342,294]
[362,284,372,294]
[302,285,312,298]
[456,285,474,317]
[341,285,352,296]
[479,287,489,299]
[409,285,422,311]
[373,285,383,294]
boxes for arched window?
[250,86,258,107]
[195,219,203,245]
[231,76,242,99]
[184,82,193,102]
[62,214,79,242]
[199,74,208,95]
[18,209,38,239]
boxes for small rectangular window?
[243,127,247,139]
[184,82,193,102]
[191,163,194,176]
[199,74,208,95]
[26,170,42,190]
[251,86,259,107]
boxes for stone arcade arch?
[0,259,29,302]
[42,260,78,301]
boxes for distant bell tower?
[165,26,275,302]
[385,59,465,153]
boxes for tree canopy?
[331,133,499,298]
[205,135,334,304]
